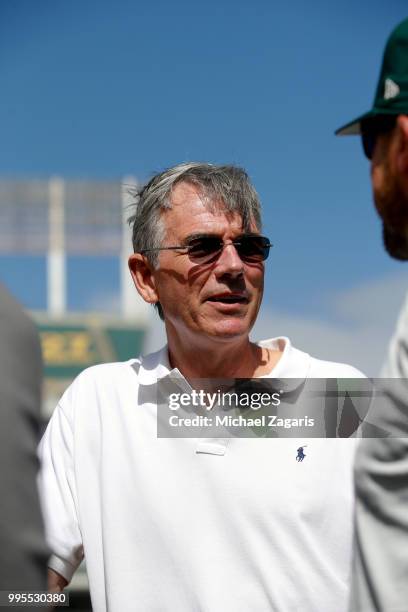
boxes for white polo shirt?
[38,337,363,612]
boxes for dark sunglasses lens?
[187,236,271,263]
[237,236,271,262]
[187,238,222,262]
[361,117,396,160]
[362,131,375,160]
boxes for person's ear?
[128,253,159,305]
[395,115,408,174]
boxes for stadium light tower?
[48,177,66,316]
[0,175,149,322]
[121,176,144,319]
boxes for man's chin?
[383,224,408,261]
[206,317,253,341]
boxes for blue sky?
[1,0,408,372]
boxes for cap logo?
[384,78,400,100]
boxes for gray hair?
[128,162,263,319]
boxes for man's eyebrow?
[180,231,260,245]
[181,232,220,245]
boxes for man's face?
[151,181,265,346]
[371,128,408,260]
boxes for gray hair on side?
[127,161,263,319]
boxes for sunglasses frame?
[140,234,272,264]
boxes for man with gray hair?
[40,162,363,611]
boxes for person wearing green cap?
[336,17,408,612]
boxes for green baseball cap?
[336,17,408,136]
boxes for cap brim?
[335,111,374,136]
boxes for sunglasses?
[361,116,396,160]
[141,234,272,264]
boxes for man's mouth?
[206,294,249,304]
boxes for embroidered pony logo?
[296,446,306,462]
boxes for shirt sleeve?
[38,399,84,583]
[350,294,408,610]
[381,291,408,378]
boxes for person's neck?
[167,332,282,379]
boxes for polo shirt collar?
[134,345,181,386]
[134,337,312,457]
[135,336,311,390]
[257,336,311,393]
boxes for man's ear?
[128,253,159,305]
[395,115,408,174]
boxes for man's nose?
[214,243,245,277]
